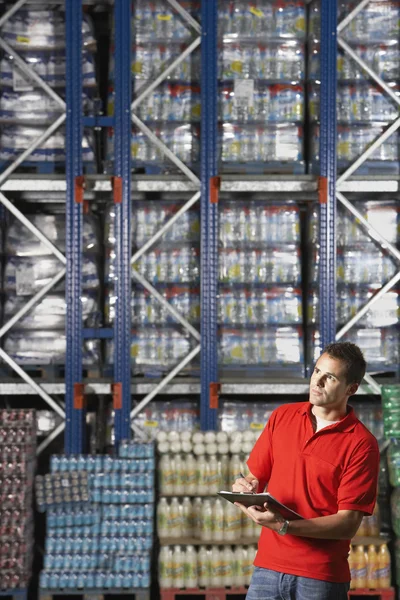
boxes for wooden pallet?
[348,588,395,599]
[160,588,248,600]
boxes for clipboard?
[217,490,304,521]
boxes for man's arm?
[239,503,364,540]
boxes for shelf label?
[250,7,264,17]
[250,422,264,430]
[234,79,254,109]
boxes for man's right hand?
[232,475,258,493]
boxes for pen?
[239,471,255,494]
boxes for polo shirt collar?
[298,402,357,433]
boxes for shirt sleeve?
[337,444,379,515]
[246,413,275,492]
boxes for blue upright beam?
[65,0,84,454]
[319,0,337,349]
[113,0,132,446]
[200,0,218,431]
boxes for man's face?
[309,353,358,411]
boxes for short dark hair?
[322,341,366,385]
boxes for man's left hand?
[234,501,285,532]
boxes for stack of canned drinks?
[218,202,304,373]
[3,213,101,368]
[307,201,400,373]
[309,0,400,174]
[0,4,97,168]
[219,0,306,173]
[0,409,36,590]
[105,200,200,376]
[39,441,154,592]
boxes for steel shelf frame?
[331,0,400,394]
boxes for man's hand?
[235,501,285,532]
[232,475,258,493]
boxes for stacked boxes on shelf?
[156,429,258,590]
[307,200,400,374]
[218,200,304,374]
[0,409,36,590]
[218,0,306,173]
[107,0,201,172]
[38,441,154,592]
[105,199,200,376]
[309,0,400,175]
[3,213,102,372]
[0,4,98,171]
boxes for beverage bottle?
[197,452,208,494]
[159,454,174,495]
[169,497,182,539]
[181,497,194,537]
[198,545,210,587]
[210,545,222,587]
[222,546,234,587]
[242,510,254,540]
[207,452,220,494]
[172,545,185,588]
[200,499,213,541]
[213,498,225,542]
[224,501,242,541]
[184,545,198,588]
[367,544,379,589]
[357,516,368,537]
[159,546,173,588]
[353,544,367,588]
[185,454,197,495]
[348,546,356,590]
[192,497,202,538]
[173,453,185,495]
[378,544,391,588]
[157,497,169,539]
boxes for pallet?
[0,591,28,600]
[39,589,150,600]
[160,588,248,600]
[0,161,97,175]
[348,589,395,599]
[0,364,102,381]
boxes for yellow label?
[158,14,172,21]
[231,60,243,74]
[192,104,201,118]
[250,422,264,430]
[250,7,264,17]
[132,61,143,75]
[16,35,30,44]
[144,420,159,427]
[295,16,306,33]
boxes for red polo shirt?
[247,401,379,583]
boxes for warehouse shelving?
[0,0,396,459]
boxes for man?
[233,341,379,600]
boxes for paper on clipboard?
[217,490,304,521]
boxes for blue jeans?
[247,567,350,600]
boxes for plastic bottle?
[367,545,379,589]
[173,453,185,495]
[159,454,174,495]
[172,545,185,588]
[353,545,368,589]
[224,501,242,541]
[185,454,197,495]
[357,516,368,537]
[348,546,356,590]
[184,545,198,588]
[378,544,391,588]
[159,546,173,588]
[242,545,255,586]
[192,497,203,537]
[198,545,210,587]
[200,499,213,541]
[213,498,225,541]
[242,510,255,540]
[222,546,234,587]
[181,496,194,537]
[210,545,222,587]
[157,497,169,539]
[233,546,245,586]
[197,452,208,494]
[367,502,380,537]
[169,497,182,538]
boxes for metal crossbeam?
[166,0,201,33]
[130,344,201,421]
[36,421,66,456]
[337,0,371,33]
